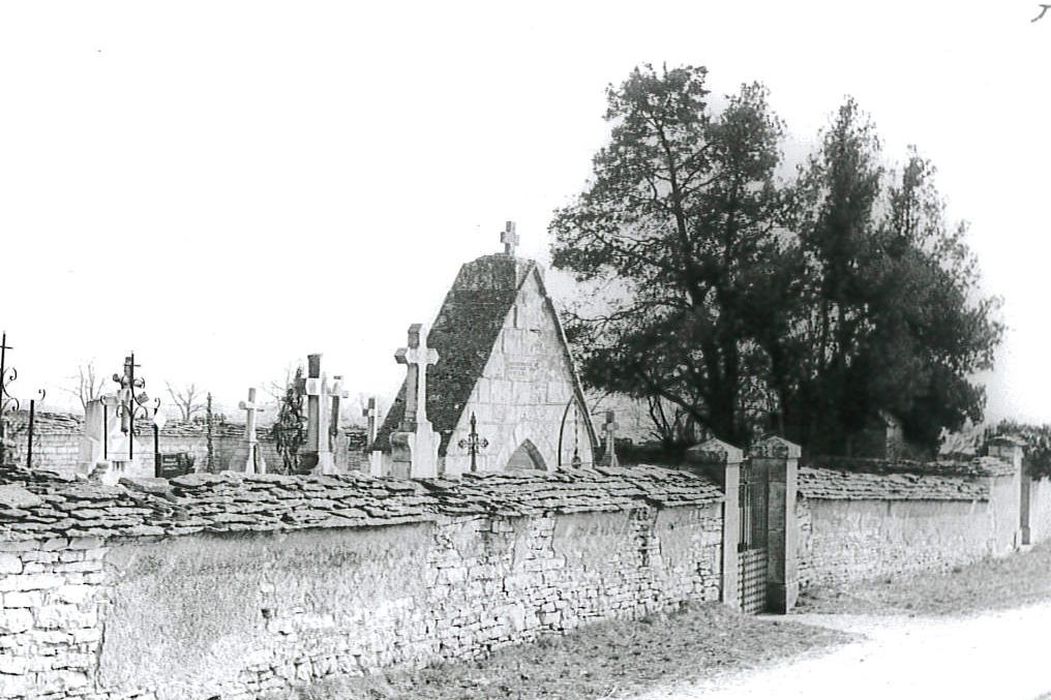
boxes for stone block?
[0,573,62,592]
[0,609,32,634]
[0,556,21,576]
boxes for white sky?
[0,0,1048,423]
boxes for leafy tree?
[551,64,792,445]
[553,64,1002,454]
[271,367,306,474]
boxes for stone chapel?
[372,223,597,477]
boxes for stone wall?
[0,464,722,699]
[2,412,369,477]
[796,460,1021,589]
[1028,477,1051,544]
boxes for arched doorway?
[505,440,547,471]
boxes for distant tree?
[65,362,106,411]
[166,382,205,421]
[271,367,306,474]
[553,64,1003,454]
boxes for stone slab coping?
[800,466,990,502]
[0,463,722,543]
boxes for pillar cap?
[686,438,743,464]
[749,435,801,459]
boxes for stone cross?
[394,324,439,431]
[602,410,620,467]
[238,387,265,474]
[391,324,440,478]
[329,375,349,448]
[362,396,379,446]
[501,220,518,256]
[297,354,335,475]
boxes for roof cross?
[500,220,518,256]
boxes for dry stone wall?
[0,464,722,699]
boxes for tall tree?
[66,362,105,411]
[554,64,1002,454]
[551,64,792,445]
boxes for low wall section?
[0,464,722,700]
[797,456,1021,589]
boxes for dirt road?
[636,601,1051,700]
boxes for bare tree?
[166,382,205,421]
[65,362,106,411]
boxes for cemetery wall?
[0,464,722,700]
[796,462,1020,589]
[1027,477,1051,544]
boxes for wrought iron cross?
[0,331,18,466]
[111,352,152,459]
[458,411,489,472]
[500,221,518,256]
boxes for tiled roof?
[0,463,722,542]
[799,466,989,502]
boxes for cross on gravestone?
[602,409,620,467]
[237,387,265,474]
[362,396,379,446]
[394,324,439,431]
[329,375,349,446]
[391,323,441,478]
[296,354,336,475]
[458,411,489,472]
[500,220,518,256]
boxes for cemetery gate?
[738,460,769,613]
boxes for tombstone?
[297,354,335,475]
[363,397,383,476]
[229,387,266,474]
[601,410,620,467]
[390,324,440,478]
[329,375,349,455]
[78,394,143,484]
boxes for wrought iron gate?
[738,461,769,614]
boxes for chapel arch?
[505,439,547,471]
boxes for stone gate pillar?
[988,435,1027,547]
[687,438,743,610]
[749,436,800,614]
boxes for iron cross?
[458,411,489,472]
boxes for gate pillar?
[687,438,744,610]
[750,436,800,614]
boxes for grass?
[290,603,850,700]
[796,541,1051,617]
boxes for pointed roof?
[374,254,596,458]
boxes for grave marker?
[297,354,335,475]
[391,324,440,478]
[602,410,620,467]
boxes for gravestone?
[297,354,335,475]
[329,375,349,454]
[229,387,266,474]
[78,394,146,484]
[390,324,440,478]
[363,397,383,476]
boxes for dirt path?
[635,602,1051,700]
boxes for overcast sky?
[0,1,1048,423]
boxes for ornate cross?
[329,375,349,444]
[111,352,149,458]
[501,220,518,256]
[0,332,16,466]
[602,409,620,467]
[394,323,439,431]
[362,396,379,446]
[458,411,489,472]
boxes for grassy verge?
[797,541,1051,617]
[292,603,850,700]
